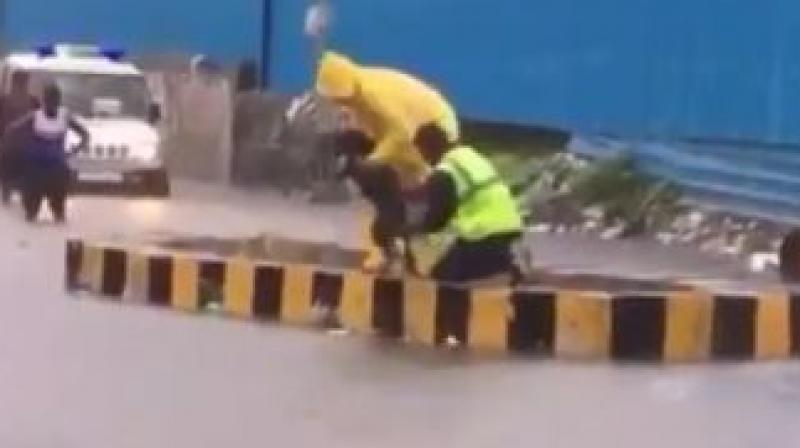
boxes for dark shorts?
[431,232,521,283]
[352,163,407,249]
[0,146,23,183]
[23,159,71,189]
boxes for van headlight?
[131,142,159,161]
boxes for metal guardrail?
[569,136,800,223]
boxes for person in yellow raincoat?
[316,51,459,272]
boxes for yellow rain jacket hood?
[316,52,459,187]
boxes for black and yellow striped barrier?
[65,239,800,362]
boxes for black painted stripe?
[372,278,403,338]
[712,295,757,359]
[65,240,83,292]
[199,261,226,308]
[507,291,556,354]
[312,272,344,309]
[101,248,127,298]
[611,295,666,360]
[253,265,284,319]
[789,294,800,356]
[436,285,470,345]
[147,256,173,306]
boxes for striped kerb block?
[65,240,800,362]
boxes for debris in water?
[656,232,676,246]
[204,302,223,314]
[601,226,625,241]
[750,252,779,273]
[327,328,351,337]
[528,224,552,234]
[582,206,605,222]
[444,336,461,349]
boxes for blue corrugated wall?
[271,0,800,145]
[4,0,800,145]
[267,0,800,220]
[4,0,263,62]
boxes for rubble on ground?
[508,152,788,272]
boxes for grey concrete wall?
[159,73,233,184]
[231,91,349,201]
[148,68,348,200]
[230,91,292,187]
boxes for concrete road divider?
[66,239,800,362]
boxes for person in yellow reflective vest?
[406,123,523,282]
[316,51,459,272]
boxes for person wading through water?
[0,71,39,204]
[7,83,88,223]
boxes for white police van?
[0,44,169,196]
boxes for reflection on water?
[125,199,166,225]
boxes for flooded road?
[0,181,794,447]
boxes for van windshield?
[24,71,150,119]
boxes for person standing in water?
[8,83,88,222]
[0,71,39,204]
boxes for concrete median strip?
[65,239,800,362]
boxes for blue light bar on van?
[99,48,126,61]
[33,44,127,61]
[35,44,56,58]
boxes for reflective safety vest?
[436,146,522,241]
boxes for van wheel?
[146,169,170,197]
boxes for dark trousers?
[0,147,22,204]
[1,178,14,204]
[352,163,407,253]
[431,232,522,283]
[22,164,70,222]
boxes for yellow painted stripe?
[280,264,314,324]
[340,270,374,333]
[664,290,714,362]
[224,260,255,318]
[468,288,512,352]
[403,278,437,346]
[357,205,374,251]
[172,257,199,312]
[555,291,611,359]
[80,245,105,294]
[756,290,791,360]
[358,206,385,271]
[124,252,149,304]
[407,235,451,279]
